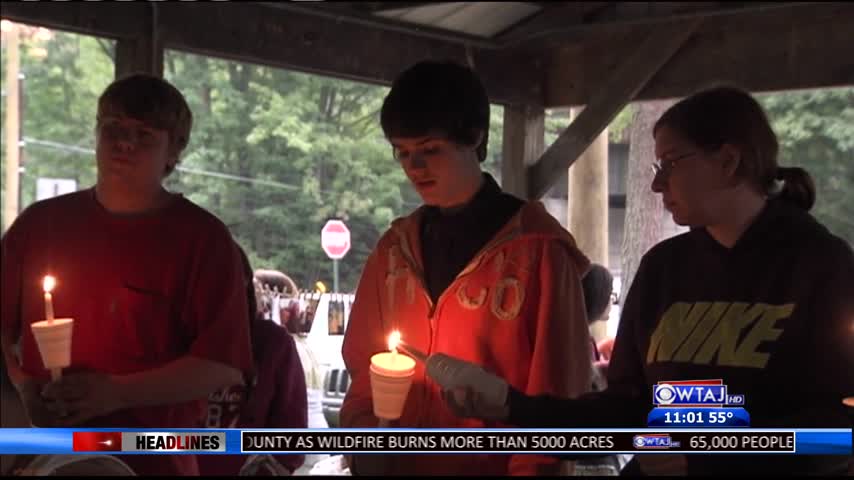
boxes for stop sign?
[321,219,351,260]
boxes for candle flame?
[388,331,401,352]
[43,275,56,293]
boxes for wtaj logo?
[633,434,680,449]
[653,379,745,407]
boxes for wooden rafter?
[527,19,701,199]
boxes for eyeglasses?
[651,151,698,177]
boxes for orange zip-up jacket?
[341,201,592,476]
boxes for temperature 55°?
[709,411,735,424]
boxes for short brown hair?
[654,86,815,210]
[97,73,193,175]
[381,60,490,162]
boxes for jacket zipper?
[395,227,523,322]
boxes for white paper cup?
[30,318,74,370]
[369,352,415,420]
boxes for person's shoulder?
[644,230,694,259]
[5,190,91,237]
[504,201,591,272]
[20,190,91,217]
[765,200,853,264]
[254,320,297,353]
[792,215,854,268]
[375,206,428,249]
[171,195,234,237]
[629,230,696,279]
[256,318,293,342]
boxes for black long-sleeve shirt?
[420,173,524,303]
[508,198,854,475]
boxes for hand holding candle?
[31,275,74,382]
[369,330,415,421]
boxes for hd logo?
[653,380,745,406]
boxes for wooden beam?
[156,3,543,106]
[0,1,147,39]
[501,105,544,198]
[527,19,699,199]
[0,1,544,106]
[264,2,500,49]
[495,2,612,44]
[544,2,854,106]
[354,2,437,13]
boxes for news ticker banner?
[0,429,850,455]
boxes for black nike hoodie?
[508,198,854,475]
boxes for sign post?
[321,219,351,293]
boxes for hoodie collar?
[692,198,794,254]
[423,173,502,225]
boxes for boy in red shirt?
[0,74,253,476]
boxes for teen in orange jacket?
[340,60,592,476]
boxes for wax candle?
[43,275,56,324]
[388,330,401,365]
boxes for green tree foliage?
[1,31,113,228]
[2,26,852,295]
[163,52,508,292]
[758,88,854,244]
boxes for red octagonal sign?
[321,219,351,260]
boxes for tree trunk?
[620,100,685,299]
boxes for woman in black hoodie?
[427,86,854,476]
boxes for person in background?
[198,248,307,476]
[576,264,627,476]
[427,86,854,476]
[254,269,330,470]
[341,60,592,476]
[580,263,614,390]
[0,74,254,476]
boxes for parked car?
[321,366,350,428]
[280,292,353,428]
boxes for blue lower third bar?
[0,428,849,455]
[795,430,853,455]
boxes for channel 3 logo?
[653,380,745,406]
[633,434,680,449]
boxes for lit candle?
[369,331,416,421]
[388,331,401,365]
[43,275,56,324]
[369,331,414,375]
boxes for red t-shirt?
[198,319,307,475]
[0,189,254,476]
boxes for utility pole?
[3,22,21,233]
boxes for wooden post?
[115,3,163,78]
[3,23,21,233]
[501,105,544,199]
[567,107,610,342]
[567,108,609,267]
